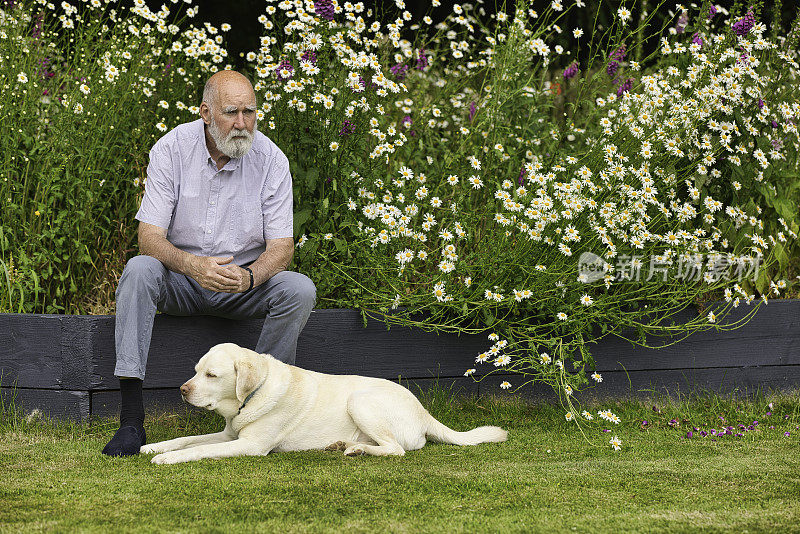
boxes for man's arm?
[138,222,242,292]
[238,237,294,289]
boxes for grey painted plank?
[591,300,800,371]
[296,311,490,378]
[2,301,799,393]
[0,314,63,389]
[0,387,89,421]
[60,315,94,390]
[87,310,491,389]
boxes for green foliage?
[0,0,221,312]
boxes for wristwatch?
[242,266,254,291]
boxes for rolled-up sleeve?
[262,151,294,240]
[135,141,175,230]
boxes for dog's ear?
[233,351,266,403]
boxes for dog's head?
[180,343,269,416]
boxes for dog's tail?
[425,414,507,446]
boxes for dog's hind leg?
[343,390,410,457]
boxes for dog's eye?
[205,372,216,378]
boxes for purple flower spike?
[275,60,294,82]
[610,45,627,61]
[301,50,317,64]
[314,0,335,21]
[338,120,355,136]
[687,431,693,439]
[692,33,704,47]
[732,10,755,37]
[676,13,688,34]
[518,165,526,186]
[416,48,429,70]
[390,63,409,81]
[606,61,619,77]
[563,62,579,79]
[617,78,633,96]
[708,5,718,20]
[784,432,791,437]
[469,101,477,122]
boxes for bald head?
[202,70,255,113]
[200,70,258,160]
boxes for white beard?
[208,116,256,159]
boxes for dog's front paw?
[325,441,348,451]
[151,451,187,465]
[140,443,166,455]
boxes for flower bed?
[2,1,800,449]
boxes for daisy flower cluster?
[244,0,410,142]
[466,5,799,432]
[3,0,228,147]
[235,1,798,451]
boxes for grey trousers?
[114,255,316,380]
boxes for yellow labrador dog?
[141,343,507,464]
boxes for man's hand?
[187,256,246,293]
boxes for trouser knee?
[275,272,316,311]
[116,255,166,301]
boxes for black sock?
[102,378,146,456]
[119,378,145,428]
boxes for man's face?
[203,81,257,159]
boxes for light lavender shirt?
[136,119,294,266]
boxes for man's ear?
[233,352,265,403]
[199,102,212,125]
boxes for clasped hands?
[187,255,250,293]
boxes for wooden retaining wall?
[1,301,799,420]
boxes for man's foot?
[102,425,146,457]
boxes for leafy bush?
[0,0,224,312]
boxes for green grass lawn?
[1,388,799,533]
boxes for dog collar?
[237,382,264,414]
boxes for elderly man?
[102,71,316,457]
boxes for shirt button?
[207,230,212,234]
[210,201,216,205]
